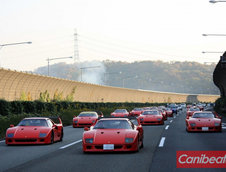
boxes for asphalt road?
[0,109,225,172]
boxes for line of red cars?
[4,104,222,153]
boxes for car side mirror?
[84,127,89,131]
[10,124,14,128]
[53,124,58,129]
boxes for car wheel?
[140,139,144,149]
[51,131,54,144]
[135,138,140,152]
[60,129,63,141]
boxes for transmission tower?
[74,29,79,62]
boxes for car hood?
[111,113,128,117]
[189,118,221,125]
[140,115,162,119]
[85,129,137,144]
[7,126,50,138]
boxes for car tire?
[51,131,54,144]
[60,129,63,141]
[140,140,144,149]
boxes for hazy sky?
[0,0,226,71]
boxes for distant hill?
[34,60,219,95]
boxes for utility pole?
[74,29,79,62]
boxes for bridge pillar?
[213,52,226,97]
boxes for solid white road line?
[165,125,169,130]
[0,140,5,143]
[159,137,166,147]
[59,139,82,149]
[222,127,226,129]
[170,120,173,123]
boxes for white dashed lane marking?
[59,139,82,149]
[159,137,166,147]
[170,120,173,123]
[165,125,169,130]
[0,140,5,143]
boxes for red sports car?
[165,108,173,117]
[129,108,143,117]
[82,118,143,152]
[138,110,164,125]
[5,117,63,145]
[186,111,222,132]
[73,111,99,128]
[111,109,129,117]
[186,107,200,118]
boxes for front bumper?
[83,142,138,152]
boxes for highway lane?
[2,124,166,172]
[150,110,226,172]
[1,109,226,172]
[0,126,83,172]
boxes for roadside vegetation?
[0,99,164,139]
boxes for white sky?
[0,0,226,71]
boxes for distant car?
[165,108,173,117]
[169,104,178,114]
[82,118,144,152]
[138,110,164,125]
[111,109,129,117]
[186,111,222,132]
[5,117,63,145]
[129,108,143,117]
[186,107,200,118]
[73,111,99,128]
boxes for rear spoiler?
[43,116,62,124]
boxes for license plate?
[103,144,114,150]
[202,127,209,131]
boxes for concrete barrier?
[0,68,219,103]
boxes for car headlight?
[92,120,96,123]
[157,118,161,121]
[125,138,134,143]
[214,123,220,126]
[74,120,78,124]
[140,118,144,121]
[190,123,196,127]
[7,133,14,138]
[39,133,47,138]
[111,115,114,117]
[85,138,94,143]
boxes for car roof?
[99,118,129,121]
[80,111,97,114]
[23,117,49,120]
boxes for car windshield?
[133,108,143,111]
[114,109,127,113]
[189,108,200,111]
[79,113,97,117]
[18,119,48,127]
[94,120,132,129]
[142,111,159,115]
[192,113,214,118]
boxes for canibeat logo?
[177,151,226,168]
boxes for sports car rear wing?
[43,116,62,124]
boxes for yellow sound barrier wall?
[0,68,219,103]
